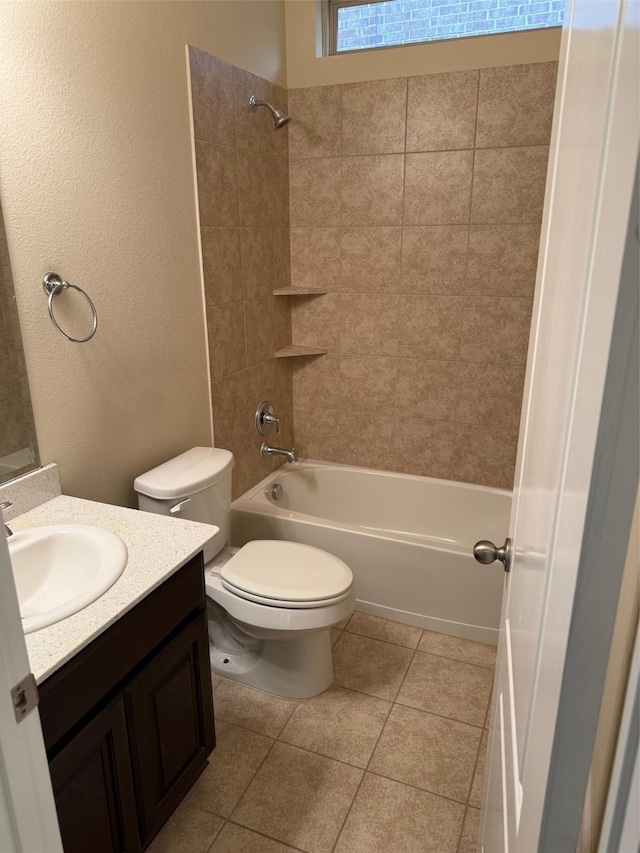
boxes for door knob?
[473,538,512,572]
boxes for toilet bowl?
[134,448,355,698]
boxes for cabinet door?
[125,612,215,842]
[49,696,140,853]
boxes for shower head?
[249,95,292,130]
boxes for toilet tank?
[134,447,233,563]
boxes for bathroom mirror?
[0,197,40,484]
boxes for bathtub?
[231,460,511,645]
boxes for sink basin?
[9,524,128,633]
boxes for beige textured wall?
[288,63,557,488]
[189,47,294,499]
[0,1,287,507]
[285,0,562,88]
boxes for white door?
[0,529,63,851]
[479,0,640,850]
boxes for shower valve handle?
[255,400,280,435]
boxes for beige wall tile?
[342,155,404,226]
[407,70,478,152]
[280,685,391,768]
[237,149,273,226]
[273,227,291,291]
[369,704,481,801]
[195,140,239,226]
[289,157,342,226]
[340,227,402,293]
[292,291,340,350]
[471,147,549,224]
[234,67,289,159]
[339,293,400,356]
[288,85,342,159]
[339,355,399,411]
[245,296,290,365]
[477,62,558,148]
[293,405,341,460]
[335,773,464,853]
[342,78,407,155]
[404,151,473,225]
[290,227,341,290]
[450,423,519,489]
[392,418,455,479]
[466,224,541,297]
[401,225,469,295]
[460,297,532,364]
[207,302,247,379]
[211,368,250,446]
[240,227,275,299]
[233,742,363,853]
[271,156,290,227]
[397,295,463,360]
[456,362,526,428]
[397,651,493,726]
[201,227,243,306]
[292,353,341,409]
[394,359,459,422]
[189,47,235,147]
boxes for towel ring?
[42,272,98,343]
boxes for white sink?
[9,524,128,634]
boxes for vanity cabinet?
[39,553,215,853]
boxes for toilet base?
[209,629,334,698]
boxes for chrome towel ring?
[42,272,98,343]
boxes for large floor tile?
[368,704,481,801]
[214,679,298,738]
[280,685,391,768]
[185,720,274,817]
[346,611,422,649]
[147,803,224,853]
[232,742,363,853]
[210,822,301,852]
[418,630,497,669]
[333,632,414,700]
[470,729,488,808]
[457,807,481,853]
[334,773,464,853]
[396,651,492,726]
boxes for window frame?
[326,0,561,56]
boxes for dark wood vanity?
[38,552,215,853]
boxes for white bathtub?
[231,460,511,644]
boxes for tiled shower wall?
[288,63,557,489]
[189,47,294,499]
[0,202,34,461]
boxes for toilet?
[134,447,354,698]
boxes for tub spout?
[260,441,298,464]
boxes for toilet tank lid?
[133,447,234,500]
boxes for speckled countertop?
[12,495,217,684]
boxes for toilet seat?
[219,540,353,609]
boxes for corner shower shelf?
[273,287,328,296]
[275,345,327,359]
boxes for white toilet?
[134,447,354,698]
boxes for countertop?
[12,495,216,684]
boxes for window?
[328,0,564,54]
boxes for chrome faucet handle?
[255,401,280,435]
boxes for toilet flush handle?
[169,498,191,515]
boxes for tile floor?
[149,611,496,853]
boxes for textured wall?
[288,62,557,489]
[189,47,294,500]
[0,1,287,507]
[285,0,561,89]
